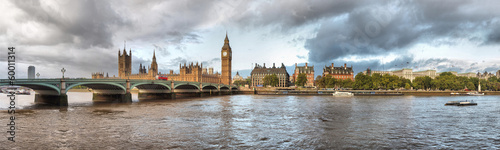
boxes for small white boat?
[458,100,477,106]
[467,92,484,96]
[332,91,353,97]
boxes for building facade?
[323,63,354,80]
[363,68,490,81]
[251,63,290,87]
[292,63,314,86]
[28,66,35,79]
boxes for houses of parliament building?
[93,34,233,85]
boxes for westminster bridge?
[0,79,239,106]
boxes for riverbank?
[60,88,500,96]
[236,89,500,96]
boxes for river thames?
[1,92,499,149]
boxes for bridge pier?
[138,93,171,100]
[34,94,68,106]
[92,93,131,103]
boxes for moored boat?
[332,91,353,97]
[467,92,484,96]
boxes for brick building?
[323,63,354,80]
[292,63,315,86]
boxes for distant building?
[497,70,500,77]
[251,63,290,87]
[165,63,220,83]
[232,71,244,83]
[477,71,495,80]
[363,68,485,81]
[28,66,35,79]
[323,63,354,80]
[292,63,315,86]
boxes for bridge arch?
[220,86,230,90]
[202,85,218,90]
[131,82,171,90]
[174,83,200,89]
[66,82,126,94]
[231,87,238,90]
[0,83,61,95]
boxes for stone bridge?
[0,79,238,106]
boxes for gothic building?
[93,34,232,84]
[166,62,220,83]
[221,33,232,85]
[118,43,132,78]
[164,34,232,84]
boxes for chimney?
[295,63,297,68]
[305,63,308,67]
[264,63,266,68]
[344,63,346,68]
[273,63,276,68]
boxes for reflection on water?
[1,92,500,149]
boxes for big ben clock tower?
[221,33,232,85]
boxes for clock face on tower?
[223,51,227,56]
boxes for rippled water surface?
[1,92,499,149]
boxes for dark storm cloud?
[236,0,372,32]
[201,58,221,68]
[10,0,125,48]
[0,0,236,78]
[302,0,500,63]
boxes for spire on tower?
[224,31,229,43]
[153,49,156,60]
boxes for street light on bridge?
[36,72,40,79]
[61,68,66,79]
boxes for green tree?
[263,74,279,87]
[405,83,411,90]
[354,73,372,90]
[466,82,476,90]
[233,80,247,86]
[295,73,308,86]
[315,75,324,88]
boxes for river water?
[0,92,499,149]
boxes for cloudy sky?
[1,0,500,79]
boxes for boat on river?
[445,100,477,106]
[332,91,353,97]
[467,92,484,96]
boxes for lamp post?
[61,68,66,79]
[36,72,40,79]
